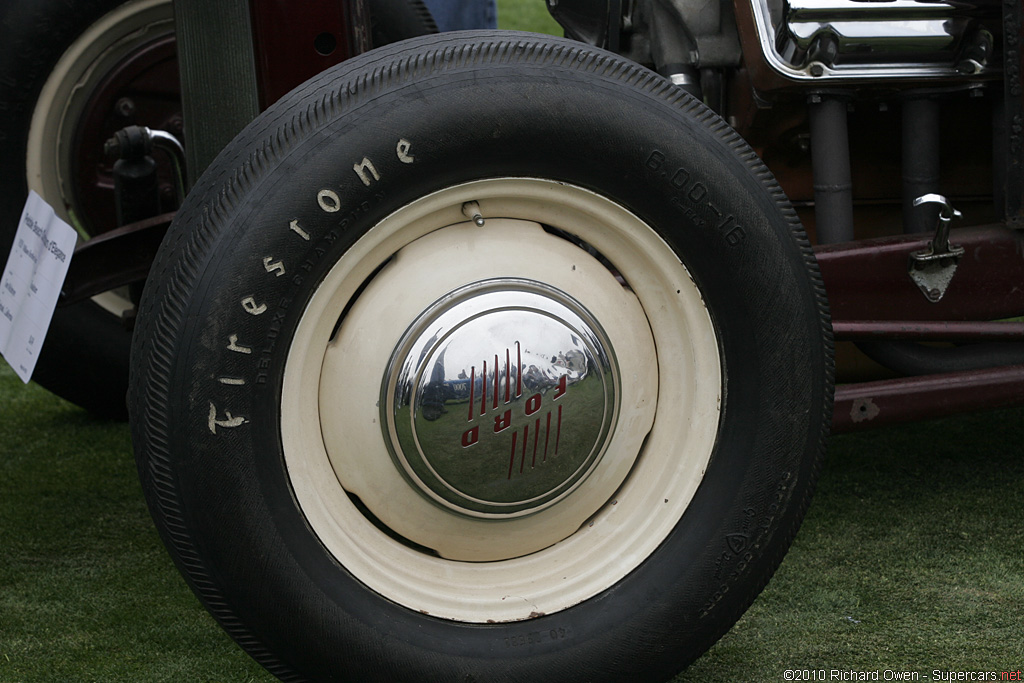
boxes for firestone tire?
[130,32,834,682]
[0,0,434,419]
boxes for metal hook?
[908,193,964,302]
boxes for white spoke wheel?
[131,32,833,682]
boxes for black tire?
[0,0,434,419]
[130,32,833,682]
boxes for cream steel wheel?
[282,179,721,621]
[25,0,173,240]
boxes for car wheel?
[130,31,833,681]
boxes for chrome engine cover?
[754,0,999,82]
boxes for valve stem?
[462,201,485,227]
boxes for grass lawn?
[3,362,1022,681]
[678,407,1024,682]
[0,362,269,682]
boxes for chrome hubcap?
[383,279,619,518]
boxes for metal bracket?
[908,193,964,303]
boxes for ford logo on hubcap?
[381,279,620,518]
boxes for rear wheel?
[0,0,435,417]
[130,31,833,682]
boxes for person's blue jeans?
[422,0,497,31]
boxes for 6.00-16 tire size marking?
[504,627,570,648]
[645,150,746,247]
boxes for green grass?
[3,358,1022,681]
[675,409,1024,682]
[497,0,561,35]
[0,363,268,682]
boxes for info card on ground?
[0,191,77,383]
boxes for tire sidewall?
[135,33,830,682]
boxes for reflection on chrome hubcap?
[382,279,620,518]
